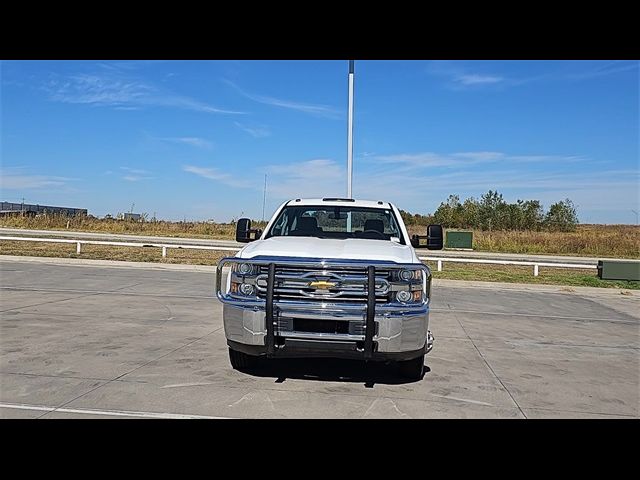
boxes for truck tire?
[228,348,257,371]
[397,355,424,380]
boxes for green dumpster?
[597,260,640,281]
[445,231,473,249]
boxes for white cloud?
[0,167,76,190]
[455,74,504,85]
[120,167,153,182]
[224,79,340,118]
[44,73,245,115]
[564,60,639,81]
[234,122,271,138]
[183,165,250,188]
[351,161,639,224]
[264,159,346,199]
[160,137,214,149]
[0,173,71,189]
[373,151,583,169]
[120,167,149,175]
[428,60,638,91]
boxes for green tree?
[433,195,463,227]
[399,209,415,225]
[544,199,579,231]
[479,190,506,230]
[520,200,544,230]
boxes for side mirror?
[235,218,262,243]
[410,224,444,250]
[426,224,444,250]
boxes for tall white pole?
[347,60,354,199]
[262,174,267,223]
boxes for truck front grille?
[255,265,390,304]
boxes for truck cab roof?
[286,198,392,209]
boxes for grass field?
[1,240,637,290]
[407,224,639,258]
[2,215,638,258]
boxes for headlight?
[236,263,255,275]
[394,269,422,282]
[399,269,413,281]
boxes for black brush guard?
[263,262,377,359]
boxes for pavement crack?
[445,299,528,419]
[0,282,145,313]
[35,326,223,419]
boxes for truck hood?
[238,236,418,264]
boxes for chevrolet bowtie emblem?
[309,280,336,289]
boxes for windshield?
[265,205,405,243]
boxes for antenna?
[262,174,267,223]
[347,60,355,199]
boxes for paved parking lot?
[1,258,638,418]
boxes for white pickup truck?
[216,198,443,379]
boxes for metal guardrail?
[0,235,599,277]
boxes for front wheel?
[228,348,258,371]
[397,354,425,380]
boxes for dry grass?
[2,240,637,290]
[408,224,639,258]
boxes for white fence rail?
[0,236,240,258]
[417,256,596,277]
[1,235,598,277]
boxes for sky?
[1,60,638,224]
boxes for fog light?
[239,283,255,296]
[396,290,412,303]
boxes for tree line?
[399,190,579,232]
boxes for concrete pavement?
[1,258,638,418]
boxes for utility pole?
[347,60,355,199]
[262,174,267,223]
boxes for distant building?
[121,212,142,221]
[0,202,87,217]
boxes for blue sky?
[1,60,638,224]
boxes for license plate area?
[292,318,349,335]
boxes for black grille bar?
[266,263,276,356]
[364,265,376,359]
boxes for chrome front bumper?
[222,302,433,354]
[216,256,434,359]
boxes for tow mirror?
[426,224,444,250]
[236,218,262,243]
[410,224,444,250]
